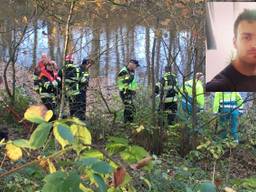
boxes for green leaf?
[53,123,74,149]
[81,150,104,159]
[106,143,127,154]
[25,116,45,124]
[42,171,82,192]
[62,171,82,192]
[79,157,99,167]
[93,173,107,192]
[185,186,193,192]
[42,171,65,192]
[193,181,217,192]
[29,123,52,148]
[121,145,149,163]
[69,117,87,126]
[91,161,113,174]
[108,137,129,145]
[13,139,32,149]
[130,145,148,158]
[70,124,92,145]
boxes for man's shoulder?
[206,65,235,92]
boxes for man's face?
[46,64,54,71]
[234,20,256,65]
[128,62,137,71]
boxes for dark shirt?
[206,64,256,92]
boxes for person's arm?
[118,70,133,84]
[213,92,220,113]
[80,68,90,87]
[196,80,205,109]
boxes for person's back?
[64,56,81,97]
[155,68,178,125]
[181,73,205,113]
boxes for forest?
[0,0,255,192]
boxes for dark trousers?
[69,92,86,121]
[159,102,177,125]
[120,91,135,123]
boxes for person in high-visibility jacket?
[155,66,178,125]
[181,72,205,114]
[33,53,50,93]
[213,92,243,143]
[117,59,140,123]
[62,54,85,119]
[38,60,61,118]
[78,58,94,120]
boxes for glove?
[52,80,58,87]
[81,76,88,83]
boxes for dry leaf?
[214,178,222,187]
[38,158,48,170]
[224,187,237,192]
[113,166,126,188]
[130,156,152,170]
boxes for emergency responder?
[181,72,205,114]
[78,58,94,120]
[213,92,243,143]
[33,53,50,93]
[63,54,84,119]
[117,59,140,123]
[38,60,61,118]
[155,65,178,125]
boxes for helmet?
[65,54,73,62]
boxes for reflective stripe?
[219,105,237,109]
[220,101,237,105]
[44,82,50,89]
[164,97,177,103]
[66,63,75,67]
[40,92,54,98]
[163,85,173,91]
[66,90,80,97]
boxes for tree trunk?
[90,25,101,77]
[130,26,135,58]
[56,24,62,66]
[125,27,130,63]
[115,28,120,77]
[47,21,55,60]
[120,27,126,65]
[155,32,161,81]
[145,27,151,86]
[31,20,38,70]
[105,24,110,84]
[58,1,75,119]
[151,18,161,155]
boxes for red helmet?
[65,54,73,62]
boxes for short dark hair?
[129,59,139,66]
[234,9,256,37]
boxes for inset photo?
[206,2,256,92]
